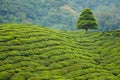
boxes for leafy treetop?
[76,8,98,31]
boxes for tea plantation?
[0,24,120,80]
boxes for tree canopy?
[76,8,98,31]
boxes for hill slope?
[0,24,120,80]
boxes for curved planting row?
[0,24,120,80]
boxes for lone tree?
[76,8,98,31]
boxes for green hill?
[0,24,120,80]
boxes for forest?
[0,0,120,31]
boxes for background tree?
[95,5,120,31]
[76,8,98,31]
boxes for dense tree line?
[0,0,120,31]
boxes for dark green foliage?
[0,24,120,79]
[77,8,98,31]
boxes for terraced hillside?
[0,24,120,80]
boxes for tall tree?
[76,8,98,31]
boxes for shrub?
[10,74,25,80]
[0,71,11,80]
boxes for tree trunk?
[85,28,88,31]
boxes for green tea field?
[0,24,120,80]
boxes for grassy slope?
[0,24,120,80]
